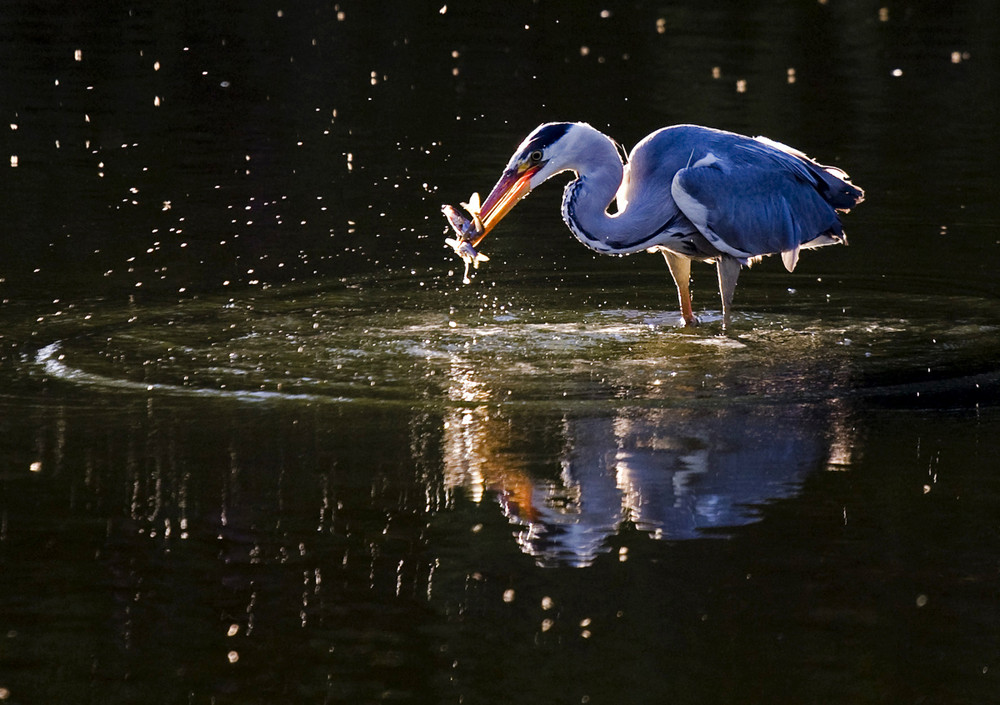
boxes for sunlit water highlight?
[13,273,998,567]
[25,275,1000,409]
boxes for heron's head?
[472,122,578,245]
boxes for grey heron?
[470,122,864,328]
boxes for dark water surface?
[2,2,999,703]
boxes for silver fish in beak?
[442,194,489,284]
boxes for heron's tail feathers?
[813,165,864,212]
[802,232,845,250]
[751,135,864,212]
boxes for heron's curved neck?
[558,127,676,255]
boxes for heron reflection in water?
[440,360,856,567]
[462,122,864,328]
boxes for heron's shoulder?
[624,126,724,176]
[632,124,745,158]
[646,124,739,141]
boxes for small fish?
[441,204,480,240]
[442,192,484,237]
[444,235,490,285]
[442,196,489,284]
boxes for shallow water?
[20,268,1000,408]
[2,1,1000,704]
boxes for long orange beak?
[472,166,539,246]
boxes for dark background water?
[2,1,999,704]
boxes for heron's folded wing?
[742,137,864,211]
[671,165,844,268]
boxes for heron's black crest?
[524,123,572,154]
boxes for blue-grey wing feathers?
[739,136,864,212]
[670,135,863,271]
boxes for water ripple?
[22,278,1000,410]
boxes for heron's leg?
[661,251,698,326]
[716,255,742,330]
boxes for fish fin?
[462,192,481,215]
